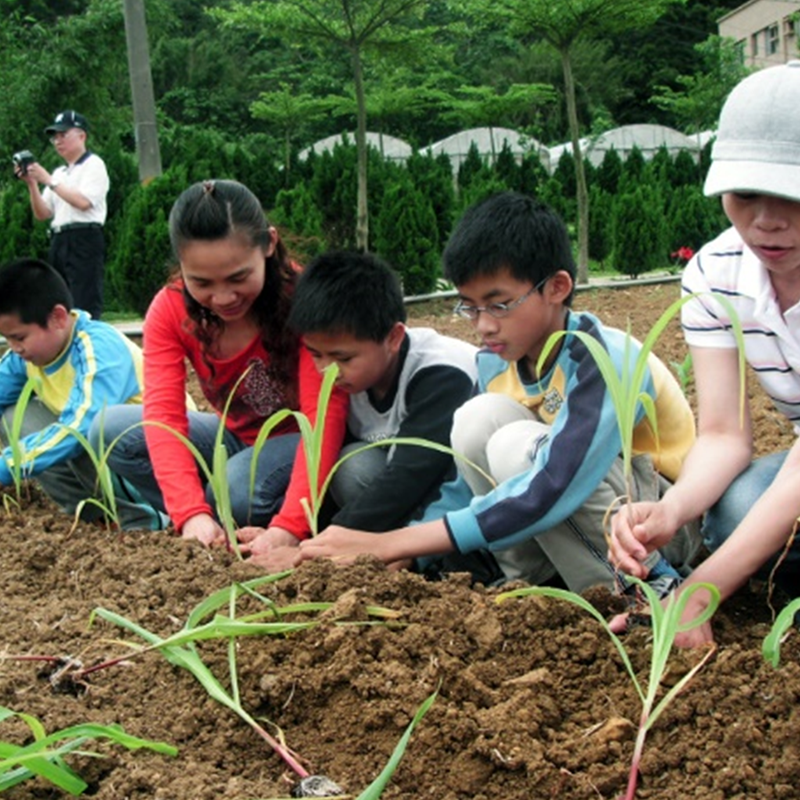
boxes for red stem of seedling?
[67,656,310,777]
[251,721,310,779]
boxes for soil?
[1,281,799,800]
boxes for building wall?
[718,0,799,68]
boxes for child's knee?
[452,393,533,457]
[486,419,550,483]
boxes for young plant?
[89,572,404,796]
[0,376,39,511]
[248,363,340,537]
[353,686,437,800]
[60,413,125,533]
[134,366,256,553]
[0,704,176,795]
[536,292,745,538]
[670,353,693,393]
[762,596,800,668]
[496,578,720,800]
[250,363,496,537]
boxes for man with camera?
[15,110,109,319]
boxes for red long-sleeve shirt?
[142,283,348,536]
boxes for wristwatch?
[49,177,60,190]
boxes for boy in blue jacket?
[0,258,162,529]
[299,192,700,594]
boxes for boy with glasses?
[15,110,109,319]
[299,191,700,594]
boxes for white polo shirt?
[681,226,800,433]
[43,150,109,228]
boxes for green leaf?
[762,597,800,668]
[356,689,438,799]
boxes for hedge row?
[0,127,727,315]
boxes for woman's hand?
[239,526,302,572]
[180,513,227,547]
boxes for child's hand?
[608,501,677,578]
[298,525,389,566]
[240,526,301,572]
[180,513,226,547]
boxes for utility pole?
[122,0,162,182]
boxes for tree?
[442,83,557,137]
[271,183,327,258]
[213,0,439,251]
[460,0,687,283]
[373,173,440,295]
[611,184,668,278]
[651,35,751,135]
[250,83,336,173]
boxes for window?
[768,24,779,54]
[752,31,759,56]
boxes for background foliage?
[0,0,746,311]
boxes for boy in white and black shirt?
[289,250,478,534]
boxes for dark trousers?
[49,226,105,319]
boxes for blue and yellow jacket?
[435,310,695,555]
[0,311,143,485]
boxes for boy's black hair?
[289,251,407,342]
[0,258,73,326]
[443,191,577,305]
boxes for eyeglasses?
[49,130,77,144]
[454,277,549,321]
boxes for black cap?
[45,110,89,135]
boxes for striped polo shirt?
[681,226,800,433]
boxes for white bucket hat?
[704,60,800,203]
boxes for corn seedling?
[538,293,745,522]
[89,572,402,795]
[60,413,124,533]
[762,596,800,668]
[669,353,693,393]
[248,363,339,537]
[250,363,496,537]
[497,578,720,800]
[134,366,255,553]
[0,377,39,511]
[351,686,437,800]
[0,704,176,795]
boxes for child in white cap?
[609,61,800,645]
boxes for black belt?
[50,222,103,235]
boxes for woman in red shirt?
[96,180,347,566]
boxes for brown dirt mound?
[1,282,797,799]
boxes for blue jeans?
[703,451,800,593]
[90,405,300,528]
[1,399,163,531]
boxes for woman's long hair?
[168,179,299,384]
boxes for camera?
[12,150,35,176]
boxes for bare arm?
[24,163,95,214]
[297,519,455,566]
[18,164,53,221]
[609,346,753,574]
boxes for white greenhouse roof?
[428,127,550,172]
[549,124,702,170]
[298,132,413,162]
